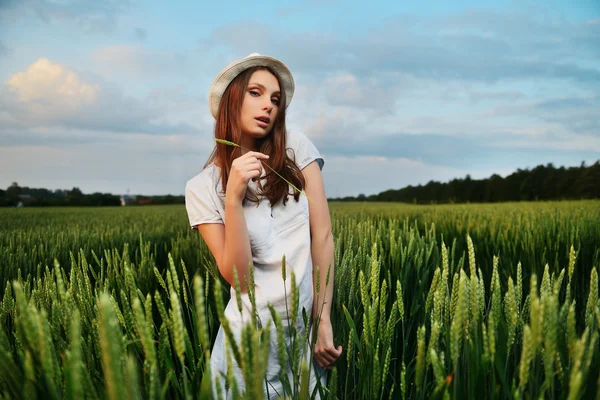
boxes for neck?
[239,136,257,152]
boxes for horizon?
[5,158,597,198]
[1,0,599,198]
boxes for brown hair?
[204,66,305,207]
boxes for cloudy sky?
[1,0,599,198]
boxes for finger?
[250,165,263,177]
[241,156,257,164]
[314,351,333,366]
[245,151,269,160]
[327,345,343,359]
[248,169,261,179]
[320,348,341,366]
[250,161,263,171]
[244,159,262,170]
[243,159,263,171]
[256,163,266,176]
[323,357,337,368]
[315,351,336,365]
[315,355,333,369]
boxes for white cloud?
[0,58,198,134]
[5,58,100,119]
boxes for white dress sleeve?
[287,131,324,171]
[185,173,224,229]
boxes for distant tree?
[6,182,22,198]
[67,187,84,204]
[575,162,600,199]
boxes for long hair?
[204,66,305,207]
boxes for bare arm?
[312,234,335,320]
[303,160,342,369]
[303,160,335,320]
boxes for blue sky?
[0,0,598,198]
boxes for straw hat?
[208,53,295,119]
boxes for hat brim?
[209,54,294,119]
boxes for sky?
[0,0,599,198]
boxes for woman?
[185,53,342,399]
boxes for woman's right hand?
[225,151,270,204]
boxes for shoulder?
[184,163,224,228]
[185,163,220,194]
[286,130,313,150]
[286,130,324,171]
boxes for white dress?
[185,130,326,399]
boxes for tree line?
[330,160,600,204]
[2,160,598,207]
[0,184,185,207]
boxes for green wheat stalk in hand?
[215,138,315,204]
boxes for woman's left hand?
[313,318,342,370]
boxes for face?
[239,69,281,148]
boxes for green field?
[1,200,599,399]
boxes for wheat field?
[0,200,599,399]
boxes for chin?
[242,124,275,140]
[251,128,273,137]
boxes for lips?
[255,116,271,124]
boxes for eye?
[272,97,280,106]
[249,90,260,97]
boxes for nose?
[263,100,273,113]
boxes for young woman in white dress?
[185,53,342,399]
